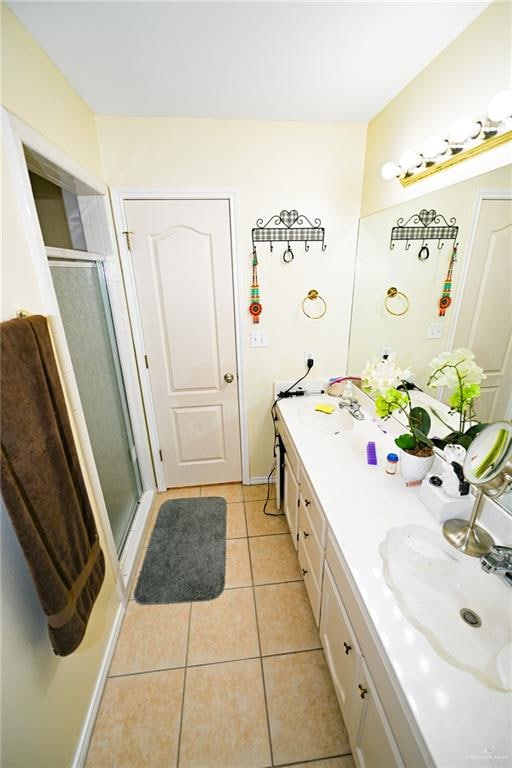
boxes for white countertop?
[277,390,512,768]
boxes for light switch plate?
[250,329,268,347]
[427,323,443,340]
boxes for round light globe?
[449,118,481,144]
[399,150,422,172]
[488,90,512,123]
[381,161,401,180]
[422,136,449,160]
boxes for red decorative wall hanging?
[249,249,262,323]
[438,243,458,316]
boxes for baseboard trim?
[120,489,155,588]
[72,599,125,768]
[247,476,275,485]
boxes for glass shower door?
[50,259,142,552]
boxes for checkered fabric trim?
[253,228,324,242]
[391,225,458,243]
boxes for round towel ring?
[385,287,409,316]
[302,289,327,320]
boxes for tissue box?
[420,475,473,523]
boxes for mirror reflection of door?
[451,198,512,422]
[124,198,242,488]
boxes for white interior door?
[452,198,512,421]
[124,198,241,487]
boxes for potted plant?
[362,356,434,481]
[427,348,487,449]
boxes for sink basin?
[380,524,512,691]
[299,400,355,434]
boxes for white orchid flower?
[428,348,486,388]
[361,356,411,395]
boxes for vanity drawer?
[299,502,323,583]
[299,470,326,545]
[298,524,322,625]
[279,418,300,479]
[326,531,361,626]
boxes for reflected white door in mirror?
[349,164,512,516]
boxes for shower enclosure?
[49,258,142,551]
[29,170,142,553]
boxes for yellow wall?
[1,0,509,762]
[1,4,102,177]
[96,116,367,477]
[361,1,512,216]
[1,7,121,767]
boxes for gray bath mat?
[134,497,226,604]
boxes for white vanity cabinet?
[321,533,405,768]
[354,660,404,768]
[297,469,326,625]
[279,418,301,548]
[283,454,299,549]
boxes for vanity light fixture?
[381,89,512,186]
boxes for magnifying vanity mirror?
[348,164,512,516]
[443,422,512,556]
[465,421,512,494]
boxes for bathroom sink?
[380,524,512,691]
[299,400,355,434]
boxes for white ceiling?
[8,1,491,122]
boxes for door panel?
[453,199,512,421]
[155,227,219,391]
[173,405,225,462]
[125,198,241,487]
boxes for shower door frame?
[2,108,156,592]
[48,251,144,551]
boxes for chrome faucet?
[480,546,512,588]
[338,397,365,421]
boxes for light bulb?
[381,161,402,180]
[399,150,423,172]
[422,136,449,160]
[488,90,512,122]
[449,117,481,145]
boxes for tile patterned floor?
[86,483,353,768]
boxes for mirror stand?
[443,489,495,558]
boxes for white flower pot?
[399,449,434,482]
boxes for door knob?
[224,372,235,383]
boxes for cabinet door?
[354,660,404,768]
[284,454,299,549]
[320,563,363,745]
[298,517,322,624]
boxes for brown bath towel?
[1,315,105,656]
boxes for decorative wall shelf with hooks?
[390,209,458,260]
[252,209,326,263]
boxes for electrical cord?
[263,360,314,516]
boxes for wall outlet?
[427,323,443,340]
[250,329,268,347]
[381,346,393,360]
[304,350,316,367]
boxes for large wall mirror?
[348,164,512,512]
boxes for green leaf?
[464,422,489,439]
[395,433,416,450]
[410,406,431,437]
[412,427,434,447]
